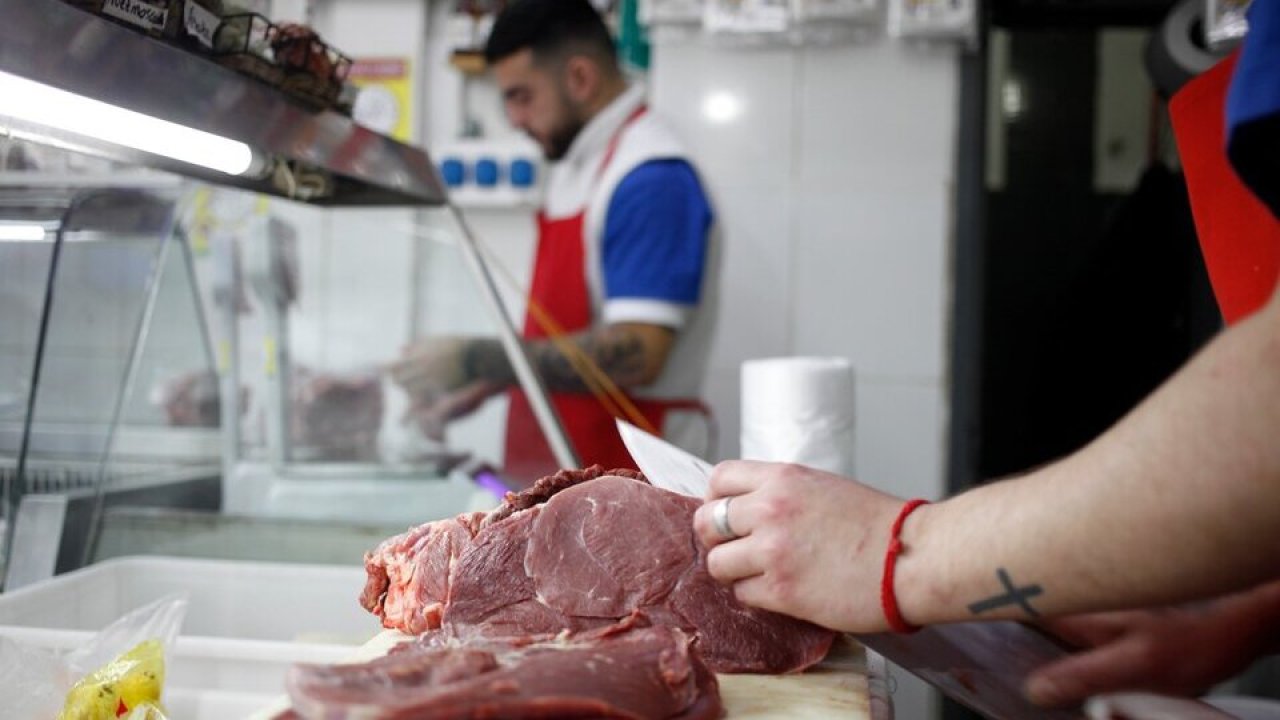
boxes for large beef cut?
[283,615,723,720]
[361,466,836,674]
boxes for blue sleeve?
[1227,0,1280,216]
[602,159,713,306]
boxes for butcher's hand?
[404,380,503,442]
[387,337,472,406]
[691,460,908,633]
[1026,581,1280,708]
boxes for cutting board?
[252,631,889,719]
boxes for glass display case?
[193,190,572,523]
[0,0,574,589]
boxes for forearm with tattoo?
[967,568,1045,619]
[461,324,673,393]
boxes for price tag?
[703,0,790,34]
[184,0,220,49]
[101,0,170,33]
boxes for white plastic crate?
[0,556,381,695]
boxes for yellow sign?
[348,58,413,142]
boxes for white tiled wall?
[791,185,950,380]
[651,35,956,465]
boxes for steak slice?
[285,618,723,720]
[524,476,696,618]
[484,466,646,526]
[359,468,619,633]
[442,506,610,639]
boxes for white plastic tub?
[0,556,382,695]
[0,556,375,643]
[165,688,281,720]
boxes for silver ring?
[713,496,738,540]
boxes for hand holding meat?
[401,379,502,441]
[692,460,911,633]
[387,337,471,406]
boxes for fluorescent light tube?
[0,225,47,242]
[0,70,255,176]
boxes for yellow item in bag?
[58,639,165,720]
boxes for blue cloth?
[1227,0,1280,216]
[601,159,713,306]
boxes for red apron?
[1170,53,1280,325]
[503,106,709,481]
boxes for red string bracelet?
[880,498,930,634]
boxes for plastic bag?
[0,636,72,720]
[0,593,187,720]
[59,639,166,720]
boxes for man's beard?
[542,114,586,161]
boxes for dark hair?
[484,0,617,68]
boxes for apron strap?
[593,104,649,185]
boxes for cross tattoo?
[967,568,1044,617]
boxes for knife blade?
[616,418,714,497]
[615,418,1087,720]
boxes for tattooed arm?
[691,282,1280,633]
[387,324,674,440]
[459,322,675,392]
[389,324,674,404]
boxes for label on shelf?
[703,0,790,33]
[184,0,220,49]
[101,0,170,33]
[887,0,976,40]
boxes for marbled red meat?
[361,466,836,674]
[284,617,722,720]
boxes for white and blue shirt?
[543,83,720,411]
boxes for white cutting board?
[252,631,888,719]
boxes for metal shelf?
[0,0,448,207]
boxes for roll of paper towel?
[740,357,855,476]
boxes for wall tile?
[792,185,950,380]
[797,39,958,190]
[853,377,948,501]
[651,42,797,183]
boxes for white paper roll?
[740,357,855,476]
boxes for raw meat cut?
[362,466,836,674]
[282,615,723,720]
